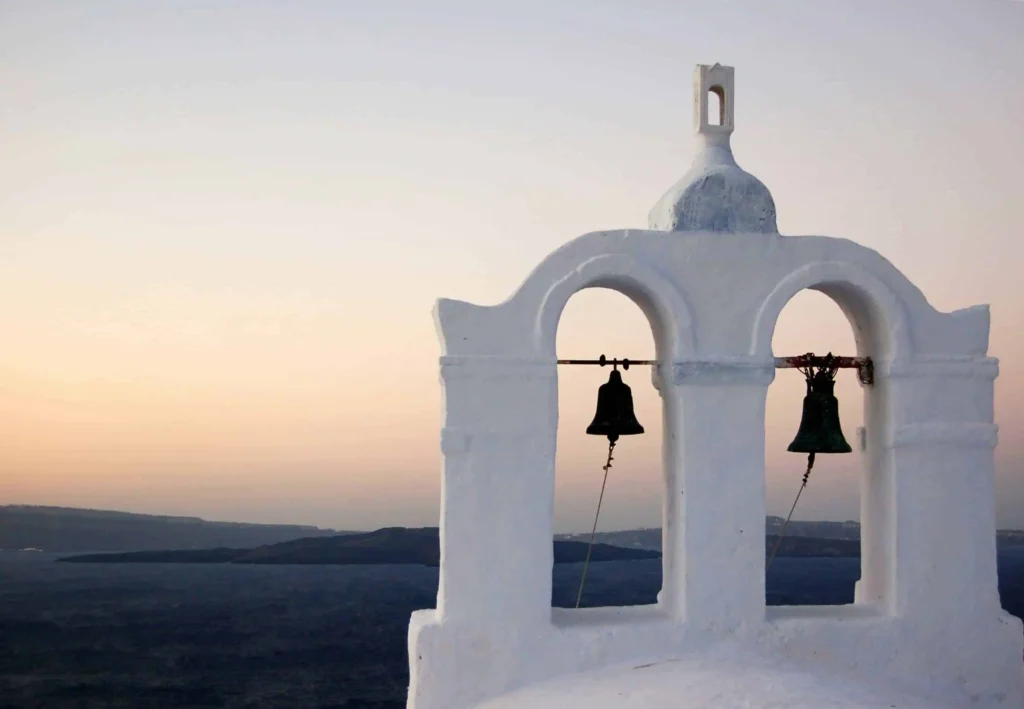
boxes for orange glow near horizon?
[1,1,1022,532]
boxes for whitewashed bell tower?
[407,64,1023,709]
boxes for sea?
[2,550,1023,708]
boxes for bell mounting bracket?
[775,353,874,386]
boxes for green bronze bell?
[787,365,852,455]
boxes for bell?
[586,369,645,443]
[787,371,852,454]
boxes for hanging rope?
[766,451,816,572]
[575,438,616,608]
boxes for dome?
[475,646,951,709]
[648,142,778,233]
[648,62,778,234]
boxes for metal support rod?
[556,353,874,384]
[556,357,655,368]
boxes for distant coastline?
[55,531,860,566]
[56,527,660,566]
[6,505,1024,559]
[0,504,346,553]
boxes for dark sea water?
[1,551,1022,708]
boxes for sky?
[0,0,1022,533]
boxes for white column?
[436,356,558,628]
[659,358,774,628]
[854,371,894,607]
[880,358,1003,619]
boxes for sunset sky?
[1,1,1022,533]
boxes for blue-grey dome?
[649,134,778,234]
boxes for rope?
[575,438,616,608]
[765,451,815,573]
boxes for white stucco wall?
[406,65,1022,709]
[473,642,967,709]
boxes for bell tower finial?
[650,63,776,233]
[694,63,735,135]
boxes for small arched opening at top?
[551,287,664,611]
[708,85,725,126]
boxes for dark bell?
[787,372,852,454]
[586,369,644,443]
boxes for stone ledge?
[880,356,999,380]
[441,427,556,456]
[438,355,1000,385]
[889,422,998,449]
[440,355,558,381]
[669,357,776,387]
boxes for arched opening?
[551,288,663,609]
[765,290,865,607]
[708,85,725,126]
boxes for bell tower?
[407,63,1023,709]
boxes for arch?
[550,287,663,609]
[534,253,696,361]
[751,261,914,360]
[753,259,916,617]
[763,290,865,607]
[708,84,725,126]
